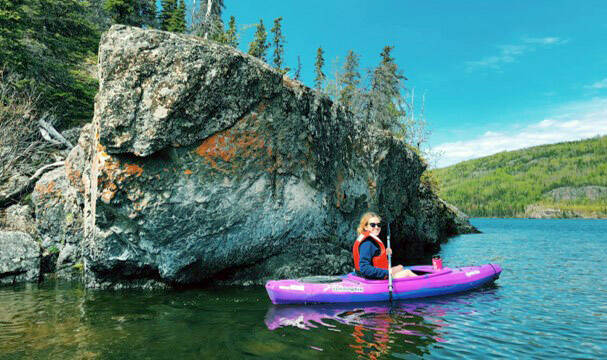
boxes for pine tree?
[225,16,239,47]
[103,0,133,25]
[160,0,176,31]
[173,0,187,33]
[248,20,269,60]
[270,17,285,70]
[104,0,157,28]
[163,0,186,33]
[209,17,226,43]
[314,47,326,90]
[140,0,158,29]
[192,0,224,39]
[368,45,406,130]
[338,50,361,111]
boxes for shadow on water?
[264,284,501,359]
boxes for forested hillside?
[431,136,607,218]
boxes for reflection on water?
[265,286,500,359]
[1,219,606,359]
[0,278,499,360]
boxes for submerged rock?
[0,231,40,286]
[79,25,475,288]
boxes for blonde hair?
[357,212,381,235]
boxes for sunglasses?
[368,223,381,228]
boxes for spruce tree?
[174,0,187,33]
[225,16,239,47]
[248,20,269,60]
[270,17,285,70]
[103,0,133,25]
[140,0,158,29]
[339,50,361,111]
[209,17,226,43]
[162,0,185,33]
[314,47,326,90]
[192,0,224,39]
[368,45,406,130]
[104,0,157,28]
[160,0,175,31]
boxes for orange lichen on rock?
[184,169,192,175]
[124,164,144,177]
[100,182,118,203]
[194,126,268,173]
[65,163,82,190]
[34,180,56,195]
[335,171,345,208]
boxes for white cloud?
[432,98,607,168]
[523,37,566,45]
[586,78,607,89]
[466,37,565,72]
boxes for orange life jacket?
[352,231,389,271]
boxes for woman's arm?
[358,241,389,279]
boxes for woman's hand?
[390,265,403,275]
[386,248,393,256]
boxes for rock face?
[80,25,476,288]
[0,231,40,286]
[32,165,84,277]
[2,204,38,236]
[544,186,607,202]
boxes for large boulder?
[0,231,40,286]
[82,25,474,288]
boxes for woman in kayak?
[353,212,417,279]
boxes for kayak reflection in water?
[353,212,417,280]
[264,301,450,358]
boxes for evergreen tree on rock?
[248,20,269,60]
[160,0,176,31]
[104,0,157,28]
[368,45,406,130]
[314,47,326,91]
[339,50,361,111]
[192,0,225,39]
[271,17,285,70]
[162,0,186,33]
[224,16,239,48]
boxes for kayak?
[265,264,502,304]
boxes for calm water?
[1,219,606,359]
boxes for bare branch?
[39,115,74,149]
[0,161,64,208]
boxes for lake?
[1,219,606,359]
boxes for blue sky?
[181,0,607,167]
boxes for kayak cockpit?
[346,266,453,283]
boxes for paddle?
[387,222,393,302]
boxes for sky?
[181,0,607,168]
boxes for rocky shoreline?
[1,25,478,289]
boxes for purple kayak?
[265,264,502,304]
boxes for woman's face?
[365,217,381,236]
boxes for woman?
[352,212,417,279]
